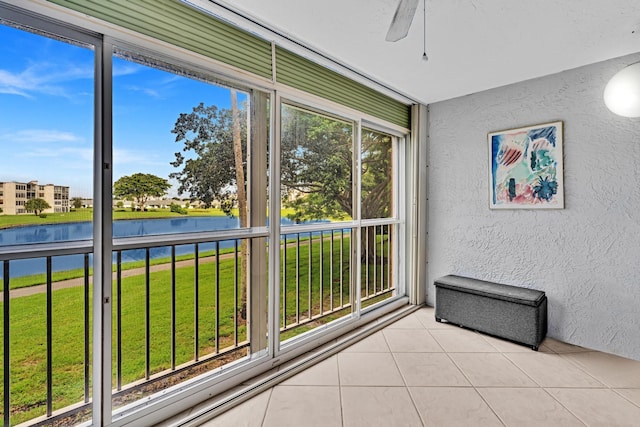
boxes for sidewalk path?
[0,236,335,302]
[0,254,230,302]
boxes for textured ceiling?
[212,0,640,104]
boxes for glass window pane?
[0,25,94,237]
[361,128,393,220]
[360,128,396,309]
[112,49,250,236]
[280,104,354,222]
[279,104,355,343]
[0,21,94,425]
[111,48,265,411]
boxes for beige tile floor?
[200,307,640,427]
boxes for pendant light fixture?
[604,62,640,117]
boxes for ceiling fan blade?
[385,0,420,42]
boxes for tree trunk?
[363,226,377,262]
[231,89,249,320]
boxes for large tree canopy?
[280,106,392,223]
[280,108,353,221]
[170,102,392,223]
[170,101,392,263]
[360,129,393,220]
[170,101,247,213]
[113,173,170,211]
[171,93,250,319]
[279,107,393,261]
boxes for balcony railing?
[279,222,396,340]
[0,221,397,426]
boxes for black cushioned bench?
[434,275,547,350]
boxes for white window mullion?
[93,36,114,426]
[269,91,282,356]
[396,134,408,298]
[247,90,269,355]
[354,120,362,318]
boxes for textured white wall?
[427,53,640,360]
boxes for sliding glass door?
[278,102,404,347]
[0,4,409,425]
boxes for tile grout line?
[432,328,507,427]
[472,390,507,427]
[385,321,428,427]
[501,350,608,389]
[235,308,638,426]
[556,351,618,389]
[474,332,592,426]
[612,389,640,410]
[337,355,345,427]
[259,388,274,427]
[539,387,588,426]
[429,321,594,426]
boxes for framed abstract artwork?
[489,121,564,209]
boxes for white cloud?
[125,85,162,98]
[2,129,84,143]
[24,146,93,161]
[0,171,32,183]
[113,62,142,77]
[0,70,31,97]
[160,74,183,85]
[113,148,167,166]
[112,148,175,184]
[0,62,93,99]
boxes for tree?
[71,197,83,209]
[360,129,393,219]
[280,108,392,260]
[280,109,353,221]
[170,101,247,212]
[230,90,249,319]
[171,93,249,318]
[280,110,391,221]
[360,130,393,260]
[25,198,51,216]
[170,95,393,315]
[113,173,171,211]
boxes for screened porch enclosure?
[0,1,414,425]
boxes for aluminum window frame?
[105,38,273,426]
[0,2,416,425]
[274,97,408,354]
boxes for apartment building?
[0,180,69,215]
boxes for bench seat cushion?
[435,275,545,307]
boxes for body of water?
[0,217,329,278]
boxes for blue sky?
[0,23,246,198]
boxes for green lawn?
[0,253,246,425]
[0,232,391,425]
[3,247,236,291]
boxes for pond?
[1,216,322,278]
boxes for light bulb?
[604,62,640,117]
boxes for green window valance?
[48,0,410,128]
